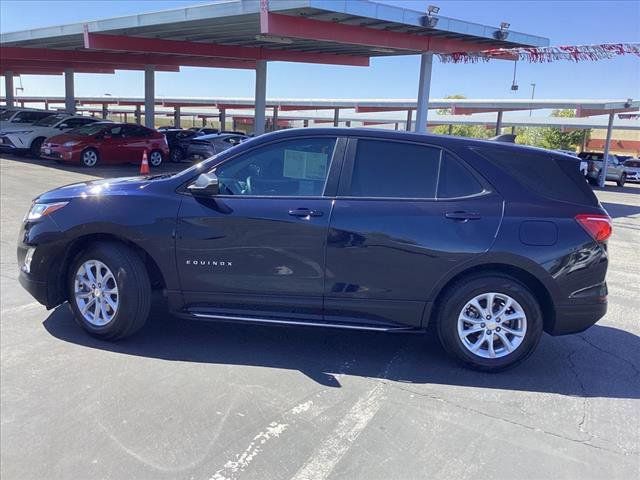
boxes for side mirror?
[188,172,219,196]
[58,123,69,129]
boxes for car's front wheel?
[30,137,45,158]
[436,274,543,371]
[68,242,151,340]
[81,148,99,167]
[617,173,626,187]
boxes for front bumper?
[18,270,50,307]
[40,144,81,163]
[625,171,640,182]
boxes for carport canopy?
[0,0,548,132]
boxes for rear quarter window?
[475,147,598,206]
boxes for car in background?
[0,108,57,132]
[578,151,627,186]
[188,127,220,136]
[623,158,640,182]
[0,114,100,157]
[41,122,169,168]
[160,128,198,162]
[185,133,247,160]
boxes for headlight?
[26,201,68,221]
[62,141,80,147]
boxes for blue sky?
[1,0,639,101]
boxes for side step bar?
[188,312,418,332]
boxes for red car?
[41,122,169,168]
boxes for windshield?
[69,123,108,136]
[624,160,640,167]
[34,114,66,127]
[0,109,18,121]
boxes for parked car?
[578,151,627,186]
[160,128,198,163]
[0,113,100,157]
[185,133,246,160]
[188,127,219,136]
[0,108,57,132]
[17,128,611,372]
[40,122,169,167]
[623,158,640,182]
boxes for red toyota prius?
[41,122,169,168]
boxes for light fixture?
[422,5,440,28]
[255,34,293,45]
[495,21,510,40]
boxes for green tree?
[516,109,590,151]
[432,94,492,139]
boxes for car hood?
[36,176,163,202]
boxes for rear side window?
[476,147,598,206]
[348,139,440,198]
[438,152,484,198]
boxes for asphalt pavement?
[1,154,638,480]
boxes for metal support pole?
[64,69,75,114]
[599,112,615,187]
[405,110,413,131]
[44,100,49,111]
[124,113,128,123]
[495,110,504,136]
[272,106,279,131]
[101,104,109,119]
[202,117,206,127]
[134,105,141,125]
[346,120,351,128]
[415,53,433,133]
[219,108,226,130]
[448,124,453,135]
[395,122,399,131]
[333,108,340,127]
[173,106,181,128]
[303,119,309,128]
[254,60,267,135]
[144,65,155,128]
[511,125,516,135]
[581,130,588,152]
[4,73,14,107]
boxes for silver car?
[623,159,640,183]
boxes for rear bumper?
[549,301,607,335]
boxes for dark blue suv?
[17,128,611,371]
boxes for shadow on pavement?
[1,153,188,179]
[601,202,640,219]
[43,302,640,398]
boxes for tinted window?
[11,111,52,123]
[70,123,110,136]
[64,117,96,128]
[123,125,151,137]
[625,160,640,168]
[34,114,66,127]
[476,147,598,206]
[348,139,440,198]
[438,152,484,198]
[214,137,336,197]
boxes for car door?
[121,125,151,163]
[176,135,344,321]
[98,125,129,163]
[324,138,504,328]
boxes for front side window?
[348,139,440,198]
[34,114,66,127]
[11,111,52,123]
[64,117,96,128]
[213,137,336,197]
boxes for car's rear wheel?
[617,173,626,187]
[30,137,45,158]
[436,274,543,371]
[149,150,163,167]
[81,148,99,167]
[68,242,150,340]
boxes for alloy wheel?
[74,260,119,326]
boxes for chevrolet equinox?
[18,128,611,371]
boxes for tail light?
[575,214,612,242]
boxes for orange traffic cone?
[140,149,150,175]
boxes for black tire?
[169,148,183,163]
[81,148,99,167]
[67,241,151,340]
[30,137,45,158]
[617,173,626,187]
[436,273,543,372]
[149,149,163,168]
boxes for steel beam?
[495,110,504,135]
[272,106,279,131]
[219,108,226,130]
[83,32,369,67]
[101,104,109,119]
[405,110,413,131]
[333,108,340,127]
[262,13,488,54]
[64,69,75,114]
[415,53,433,133]
[599,113,615,187]
[174,106,181,128]
[144,65,155,128]
[254,60,267,135]
[4,73,14,107]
